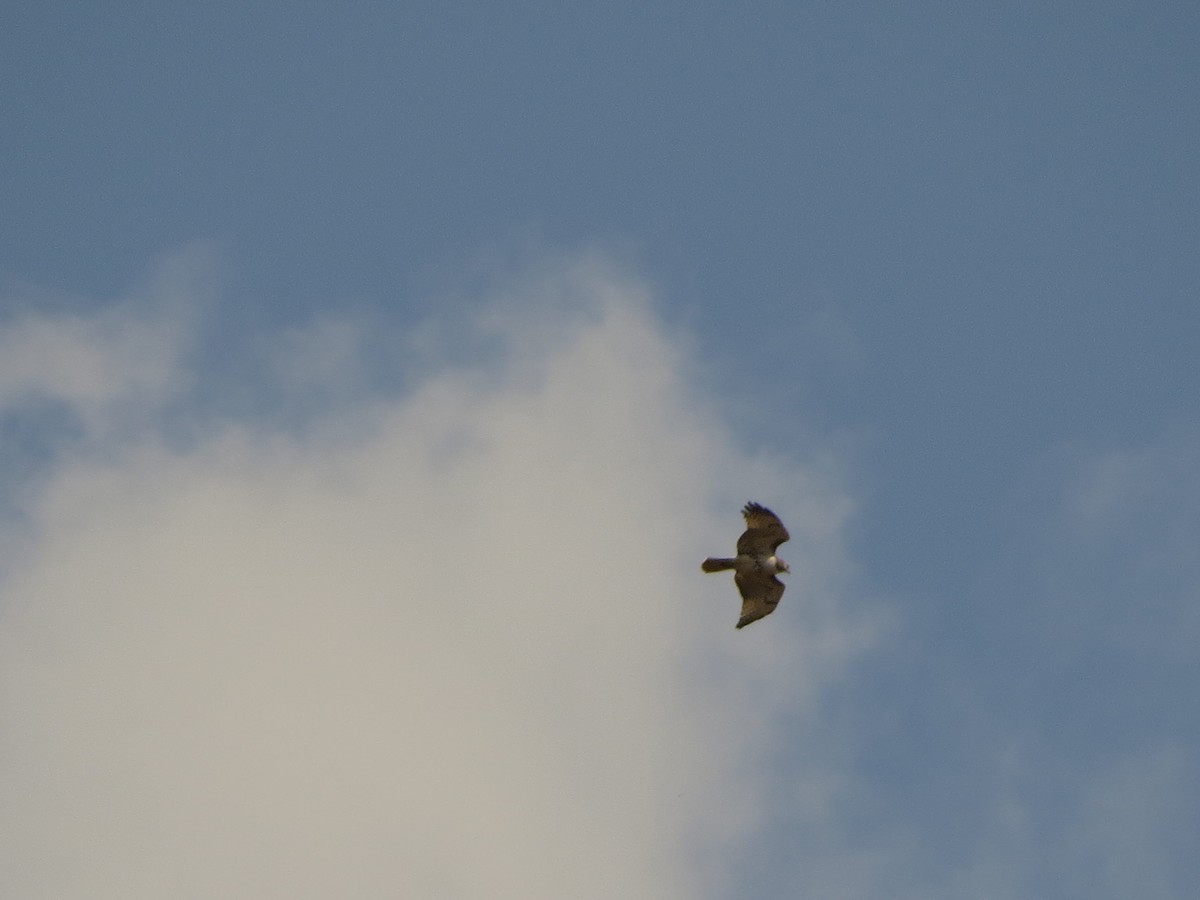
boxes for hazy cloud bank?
[0,248,867,899]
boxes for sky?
[1,2,1197,897]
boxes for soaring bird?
[702,502,791,629]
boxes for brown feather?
[734,570,785,628]
[736,502,790,557]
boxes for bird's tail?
[701,557,737,573]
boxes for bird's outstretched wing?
[734,570,785,629]
[736,502,790,557]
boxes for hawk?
[702,502,791,629]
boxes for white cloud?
[0,245,210,440]
[0,304,180,431]
[0,251,868,898]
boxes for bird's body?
[701,554,788,577]
[702,502,791,629]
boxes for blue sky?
[2,2,1198,897]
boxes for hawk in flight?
[702,502,791,629]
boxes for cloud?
[928,430,1200,900]
[0,250,868,898]
[0,245,211,439]
[715,422,1200,900]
